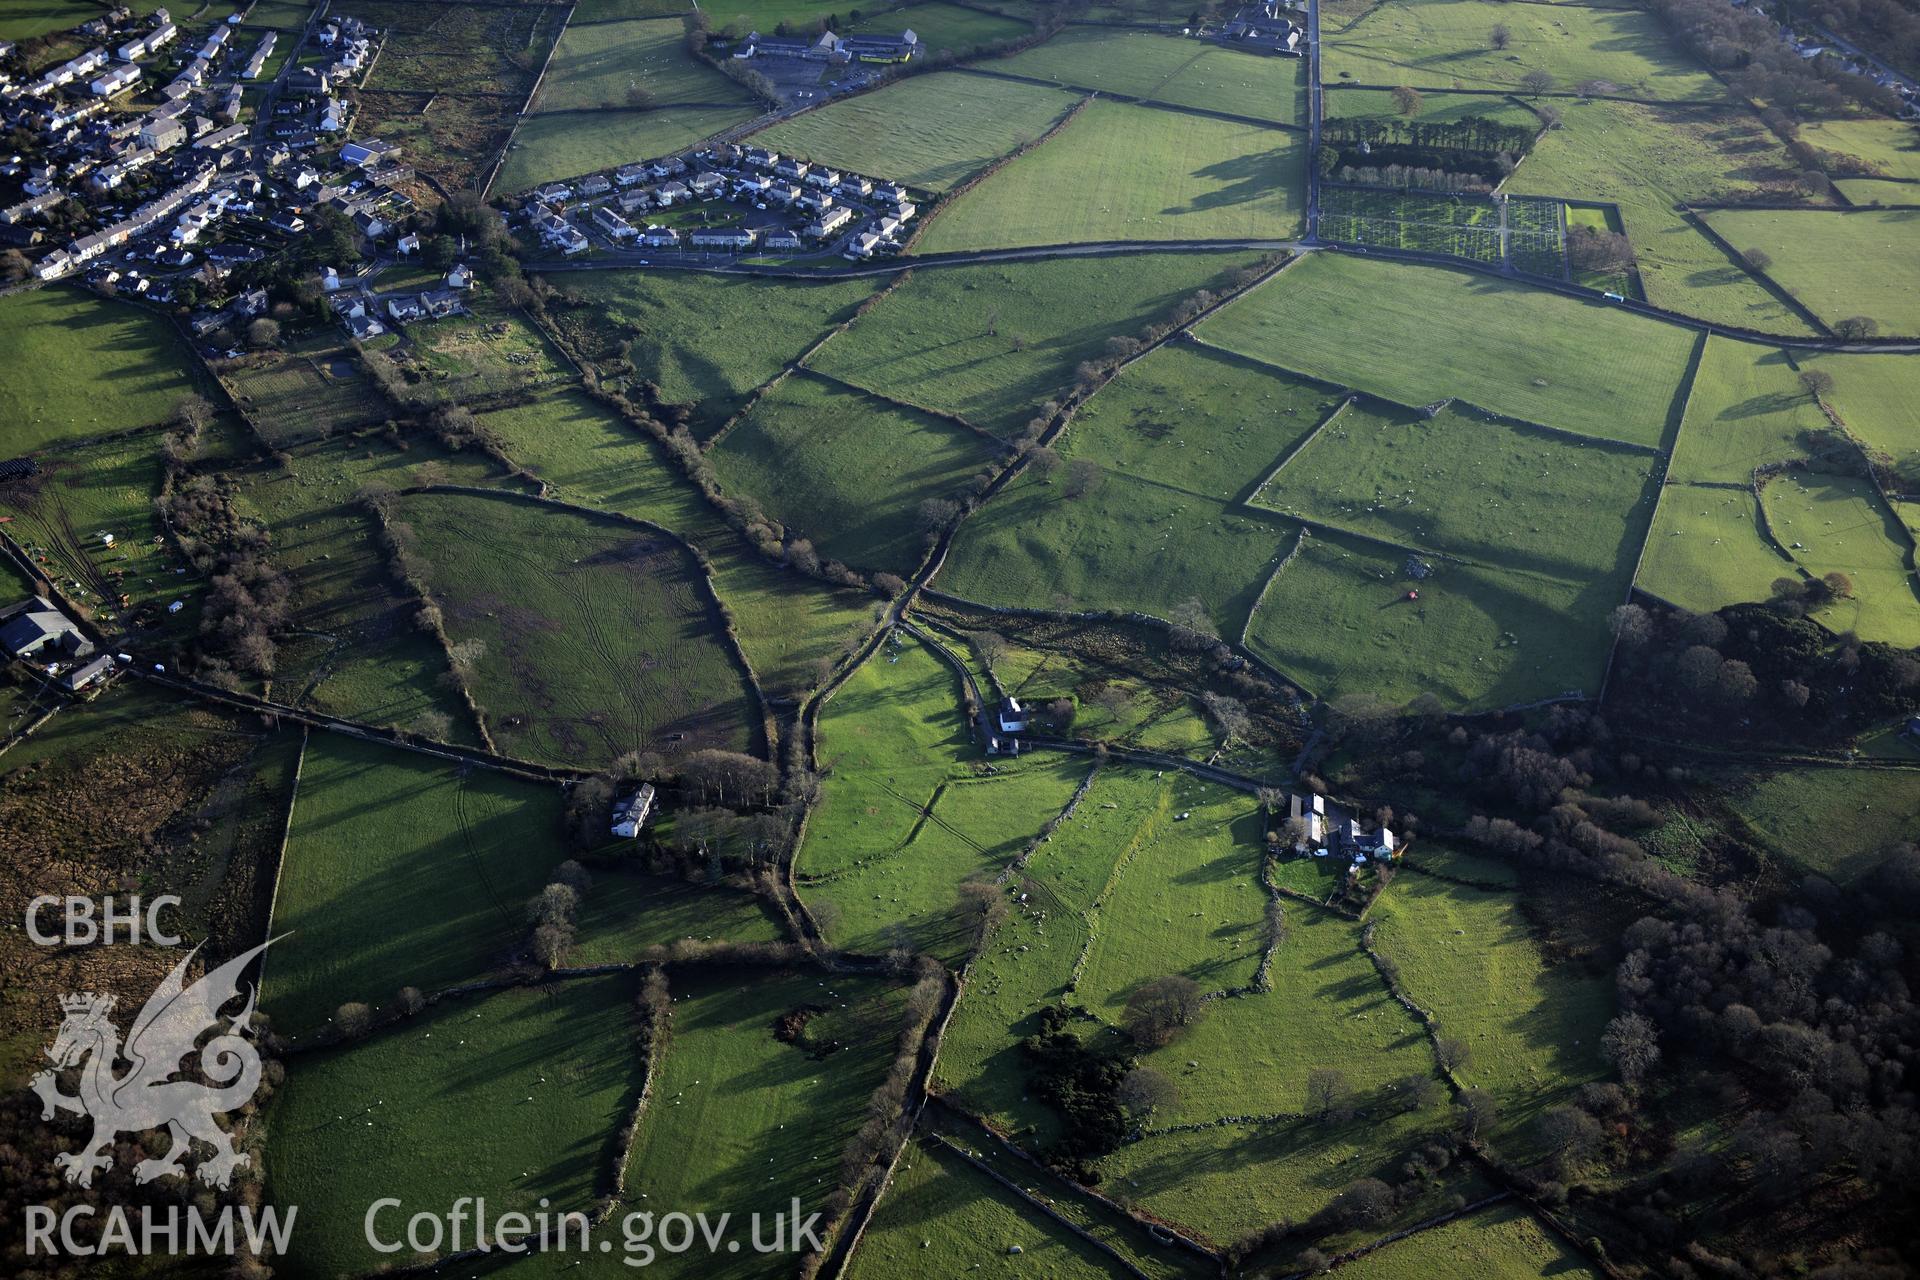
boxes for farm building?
[997,698,1028,734]
[1,597,92,661]
[60,655,115,692]
[611,784,657,838]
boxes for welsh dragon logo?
[30,940,272,1190]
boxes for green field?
[267,975,641,1278]
[1666,339,1827,486]
[553,270,884,433]
[473,390,879,698]
[1729,764,1920,885]
[569,868,789,964]
[1200,252,1695,447]
[990,29,1222,98]
[1760,472,1920,645]
[912,100,1305,251]
[619,967,906,1279]
[1158,46,1306,126]
[1074,780,1267,1013]
[811,251,1263,437]
[499,102,760,193]
[0,432,180,627]
[1102,1106,1475,1247]
[495,12,759,191]
[0,0,166,38]
[1341,1201,1603,1279]
[1325,0,1722,99]
[265,736,569,1036]
[850,1137,1132,1280]
[805,752,1086,960]
[1370,872,1612,1110]
[1245,528,1619,707]
[1324,85,1541,130]
[0,288,202,454]
[1801,350,1920,485]
[535,16,754,111]
[1800,117,1920,182]
[1703,208,1920,336]
[939,341,1338,633]
[1129,896,1436,1121]
[710,373,993,572]
[794,628,1095,963]
[225,348,390,445]
[934,768,1176,1134]
[856,2,1029,53]
[1637,484,1791,614]
[1505,102,1816,335]
[235,441,500,739]
[751,71,1081,190]
[1837,178,1920,207]
[1255,401,1658,581]
[394,489,760,764]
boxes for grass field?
[751,71,1081,190]
[619,967,906,1279]
[494,13,759,191]
[1666,339,1827,485]
[1324,85,1541,130]
[1370,872,1612,1111]
[850,1136,1132,1280]
[0,0,166,38]
[553,270,884,433]
[988,30,1310,127]
[0,431,183,627]
[535,16,753,111]
[362,0,561,96]
[1254,400,1658,581]
[1759,472,1920,645]
[405,296,574,400]
[394,489,760,765]
[569,869,788,963]
[1704,207,1920,336]
[911,100,1305,251]
[805,752,1087,960]
[1504,101,1816,335]
[1837,178,1920,206]
[1158,46,1306,126]
[267,974,641,1278]
[267,736,570,1036]
[1074,780,1267,1013]
[934,768,1171,1135]
[1129,896,1436,1120]
[710,373,994,572]
[0,288,201,454]
[1341,1201,1603,1279]
[505,107,763,196]
[811,251,1263,437]
[1325,0,1722,99]
[235,441,497,740]
[474,390,879,697]
[1102,1106,1477,1247]
[1728,764,1920,885]
[1800,349,1920,486]
[1200,252,1695,448]
[802,634,975,875]
[1244,527,1619,708]
[1800,117,1920,182]
[224,350,389,446]
[939,341,1338,633]
[856,2,1030,53]
[1637,484,1791,614]
[990,29,1220,98]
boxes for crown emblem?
[60,992,113,1016]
